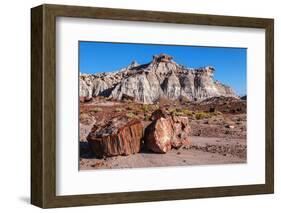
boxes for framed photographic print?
[31,4,274,208]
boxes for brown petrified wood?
[87,118,143,158]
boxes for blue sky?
[79,41,247,95]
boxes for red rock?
[144,114,191,153]
[144,117,173,153]
[80,96,92,103]
[170,116,191,148]
[87,118,143,158]
[80,96,85,103]
[85,96,93,102]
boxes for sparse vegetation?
[193,110,223,120]
[181,109,193,116]
[168,108,177,115]
[91,107,103,113]
[174,111,185,116]
[144,114,150,121]
[195,112,211,120]
[142,104,159,113]
[80,94,247,170]
[115,108,123,112]
[126,112,137,119]
[168,108,194,117]
[126,105,135,111]
[80,113,91,121]
[142,104,150,113]
[80,113,93,125]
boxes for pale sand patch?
[80,136,246,170]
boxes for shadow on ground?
[18,196,30,204]
[79,141,155,159]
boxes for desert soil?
[79,97,247,170]
[80,136,246,170]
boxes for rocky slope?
[80,54,238,104]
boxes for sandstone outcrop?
[87,118,143,158]
[80,53,238,103]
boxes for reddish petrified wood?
[144,117,173,153]
[144,113,191,153]
[170,116,190,148]
[87,118,143,158]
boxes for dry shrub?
[195,112,212,120]
[126,112,137,119]
[91,107,103,113]
[115,108,123,112]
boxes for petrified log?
[144,117,173,153]
[87,118,143,158]
[144,111,191,153]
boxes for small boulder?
[225,124,235,129]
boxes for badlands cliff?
[80,54,237,104]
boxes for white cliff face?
[80,54,238,103]
[162,72,181,100]
[79,79,92,97]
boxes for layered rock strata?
[80,53,238,103]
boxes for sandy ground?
[80,136,246,170]
[79,97,247,170]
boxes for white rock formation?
[80,54,238,103]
